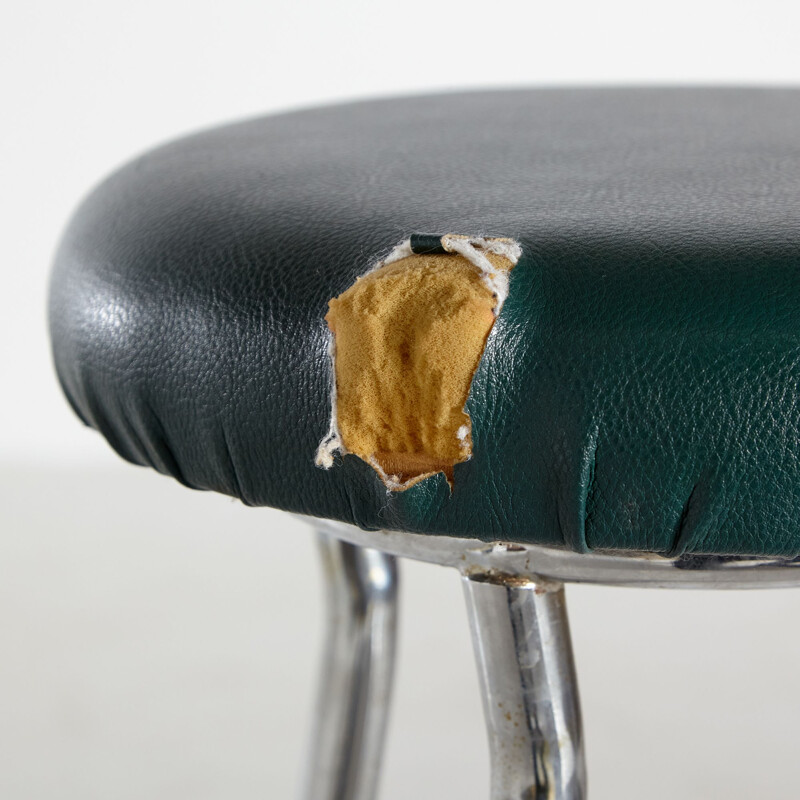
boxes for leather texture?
[49,88,800,556]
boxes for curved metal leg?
[303,533,399,800]
[463,574,586,800]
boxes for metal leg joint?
[463,570,586,800]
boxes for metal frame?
[303,535,398,800]
[303,516,800,799]
[310,517,800,590]
[464,574,584,799]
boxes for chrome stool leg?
[303,533,399,800]
[463,574,586,800]
[305,517,800,799]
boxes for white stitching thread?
[314,333,343,468]
[440,235,522,314]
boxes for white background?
[3,1,800,798]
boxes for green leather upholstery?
[49,88,800,556]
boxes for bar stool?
[49,87,800,799]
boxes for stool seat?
[49,87,800,556]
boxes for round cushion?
[49,88,800,556]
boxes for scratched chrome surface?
[304,517,800,590]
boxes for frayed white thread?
[367,455,437,493]
[382,239,415,266]
[456,423,471,457]
[440,235,522,314]
[367,455,405,492]
[314,334,345,468]
[314,234,522,474]
[478,237,523,262]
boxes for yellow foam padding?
[326,250,514,490]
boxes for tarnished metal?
[299,515,800,800]
[303,534,399,800]
[307,516,800,590]
[464,573,585,800]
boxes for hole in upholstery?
[315,235,521,491]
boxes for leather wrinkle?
[669,482,702,558]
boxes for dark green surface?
[408,233,449,254]
[49,88,800,556]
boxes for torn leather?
[315,234,521,490]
